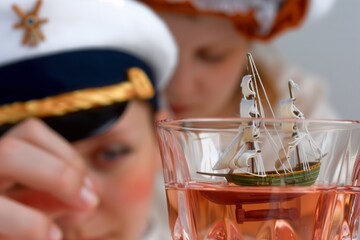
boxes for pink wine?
[166,182,359,240]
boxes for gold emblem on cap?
[13,0,48,47]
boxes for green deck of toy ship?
[197,162,321,186]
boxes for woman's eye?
[196,48,228,63]
[92,144,132,169]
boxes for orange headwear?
[141,0,309,41]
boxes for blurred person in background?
[0,0,176,239]
[142,0,338,119]
[141,1,340,239]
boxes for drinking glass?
[157,118,360,240]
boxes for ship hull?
[226,162,321,186]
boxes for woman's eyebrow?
[201,37,237,49]
[183,14,200,21]
[163,12,200,22]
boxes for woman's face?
[161,13,251,118]
[58,101,160,240]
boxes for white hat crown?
[0,0,178,88]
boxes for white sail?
[240,99,259,118]
[242,126,260,149]
[212,55,266,175]
[279,80,304,117]
[276,80,324,171]
[276,134,304,169]
[240,74,259,118]
[279,98,304,119]
[213,131,245,170]
[212,122,261,171]
[230,149,258,170]
[241,74,255,98]
[213,124,266,175]
[279,98,304,133]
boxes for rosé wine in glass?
[157,118,360,240]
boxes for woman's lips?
[65,231,116,240]
[79,238,104,240]
[72,235,112,240]
[169,104,190,115]
[83,238,108,240]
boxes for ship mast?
[202,53,324,186]
[276,80,305,171]
[245,53,262,118]
[288,81,302,169]
[245,53,263,173]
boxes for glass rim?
[157,117,360,131]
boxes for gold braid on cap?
[0,67,154,125]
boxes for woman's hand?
[0,118,98,240]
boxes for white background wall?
[273,0,360,120]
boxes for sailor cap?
[0,0,177,141]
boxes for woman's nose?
[166,54,197,99]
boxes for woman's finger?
[7,188,78,219]
[0,177,15,192]
[0,196,62,240]
[0,137,98,210]
[5,118,86,173]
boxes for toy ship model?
[198,53,324,186]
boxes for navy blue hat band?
[0,48,156,105]
[0,49,158,141]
